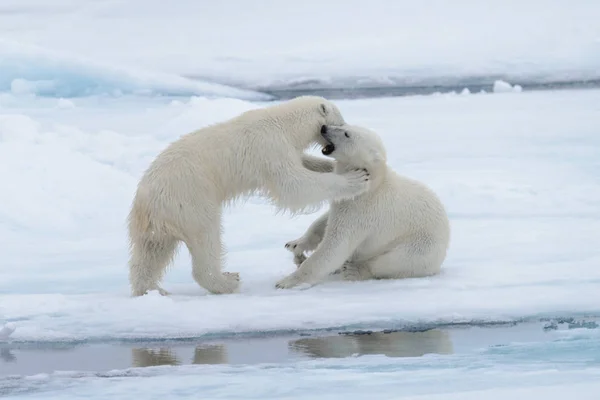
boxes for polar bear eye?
[344,132,350,138]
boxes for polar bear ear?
[319,103,328,116]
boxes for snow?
[0,323,16,340]
[1,89,599,343]
[492,80,523,93]
[1,0,600,397]
[55,98,76,110]
[0,39,271,100]
[1,1,600,93]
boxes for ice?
[1,89,599,343]
[0,323,16,341]
[0,96,258,300]
[1,1,600,93]
[0,39,271,100]
[493,80,523,93]
[2,327,600,398]
[1,1,600,396]
[55,98,76,110]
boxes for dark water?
[256,79,600,100]
[0,320,581,376]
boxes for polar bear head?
[273,96,346,149]
[320,124,387,169]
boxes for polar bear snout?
[321,125,346,138]
[319,124,388,167]
[320,126,336,156]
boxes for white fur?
[128,96,371,296]
[277,124,450,289]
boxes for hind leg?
[129,235,178,297]
[184,210,240,295]
[368,244,445,280]
[338,260,374,281]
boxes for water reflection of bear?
[132,344,227,368]
[1,348,16,362]
[289,330,454,359]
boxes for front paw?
[275,273,304,289]
[293,252,307,267]
[285,238,309,266]
[285,238,308,254]
[156,286,171,296]
[339,168,370,199]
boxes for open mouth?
[320,126,335,155]
[322,143,335,156]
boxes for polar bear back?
[137,96,344,207]
[331,168,448,264]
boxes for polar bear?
[276,124,450,289]
[128,96,371,296]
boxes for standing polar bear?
[276,124,450,289]
[128,96,371,296]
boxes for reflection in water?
[132,344,227,368]
[1,348,16,363]
[289,329,454,359]
[132,348,181,367]
[2,330,456,375]
[193,344,227,364]
[3,320,586,376]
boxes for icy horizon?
[1,0,600,100]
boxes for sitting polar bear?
[128,96,371,296]
[276,124,450,289]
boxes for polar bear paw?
[293,253,307,266]
[285,238,309,266]
[338,262,373,281]
[206,273,241,295]
[155,286,171,296]
[285,237,308,253]
[284,238,305,253]
[223,272,240,281]
[132,286,171,297]
[337,168,370,200]
[275,273,304,289]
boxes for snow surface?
[1,89,599,343]
[492,80,523,93]
[0,323,16,340]
[1,1,600,397]
[0,39,271,100]
[1,0,600,93]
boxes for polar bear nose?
[320,125,327,134]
